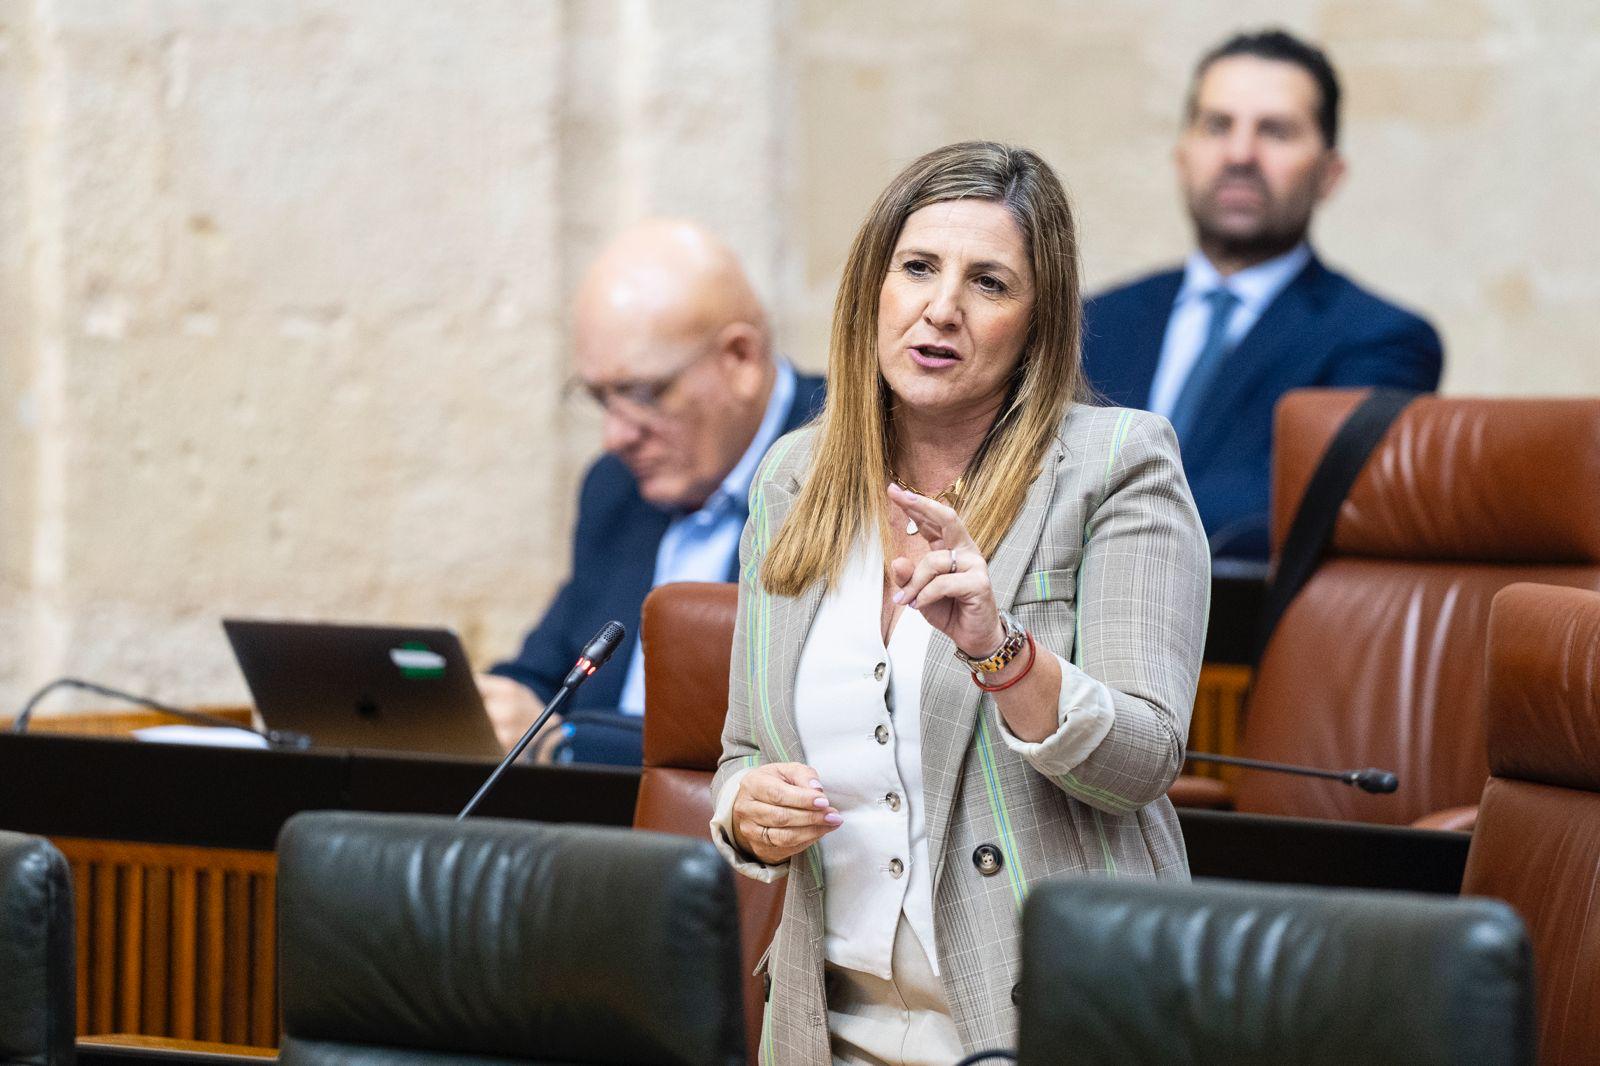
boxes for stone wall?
[1,0,1593,712]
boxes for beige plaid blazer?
[711,404,1210,1063]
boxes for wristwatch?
[953,610,1027,674]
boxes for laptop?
[222,619,504,759]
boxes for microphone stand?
[458,620,626,820]
[10,676,310,749]
[1185,751,1399,794]
[457,684,579,820]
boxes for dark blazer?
[490,372,826,709]
[1082,253,1443,558]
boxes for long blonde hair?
[762,141,1087,596]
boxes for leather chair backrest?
[1463,583,1600,1066]
[0,832,73,1066]
[634,582,782,1066]
[1239,391,1600,823]
[1019,877,1533,1066]
[276,811,744,1065]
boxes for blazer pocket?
[1012,567,1076,607]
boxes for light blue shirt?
[615,361,799,715]
[1147,243,1313,418]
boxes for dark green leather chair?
[0,831,74,1066]
[276,811,744,1065]
[1016,878,1534,1066]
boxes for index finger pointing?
[888,483,965,543]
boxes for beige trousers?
[826,914,966,1066]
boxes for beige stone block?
[1317,0,1501,42]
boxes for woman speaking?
[710,141,1209,1064]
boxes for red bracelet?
[971,631,1036,692]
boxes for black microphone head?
[1353,768,1399,794]
[581,621,627,669]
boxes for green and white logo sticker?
[389,642,446,680]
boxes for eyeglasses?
[569,347,713,423]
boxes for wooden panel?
[117,865,144,1032]
[142,867,170,1033]
[53,837,278,1052]
[72,858,90,1035]
[92,862,117,1034]
[249,871,277,1047]
[80,1034,276,1058]
[223,873,251,1045]
[200,869,225,1043]
[171,865,198,1041]
[1187,663,1253,783]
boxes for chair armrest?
[1411,805,1478,832]
[1167,774,1235,809]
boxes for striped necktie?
[1167,287,1241,444]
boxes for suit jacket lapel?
[1120,273,1182,407]
[1182,257,1328,461]
[921,443,1063,882]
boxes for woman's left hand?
[887,482,1004,660]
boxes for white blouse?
[792,538,938,979]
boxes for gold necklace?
[892,473,963,535]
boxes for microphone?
[9,676,312,749]
[562,622,627,688]
[1184,751,1399,794]
[458,621,626,820]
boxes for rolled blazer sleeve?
[1002,413,1210,811]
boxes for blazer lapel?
[920,444,1063,882]
[747,462,822,767]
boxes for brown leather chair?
[1174,391,1600,826]
[633,582,782,1066]
[1462,583,1600,1066]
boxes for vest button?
[888,857,905,878]
[873,661,887,681]
[973,844,1003,876]
[885,791,902,811]
[874,724,890,744]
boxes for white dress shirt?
[1147,243,1313,418]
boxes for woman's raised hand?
[887,482,1004,660]
[731,762,843,865]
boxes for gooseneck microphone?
[1185,751,1399,794]
[9,676,312,749]
[457,621,626,820]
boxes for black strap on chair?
[1256,388,1419,659]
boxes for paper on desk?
[131,724,270,749]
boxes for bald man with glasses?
[478,220,825,764]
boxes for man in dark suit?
[1083,29,1443,560]
[478,220,824,763]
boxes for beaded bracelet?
[970,631,1036,693]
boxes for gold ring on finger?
[949,549,958,574]
[762,824,774,848]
